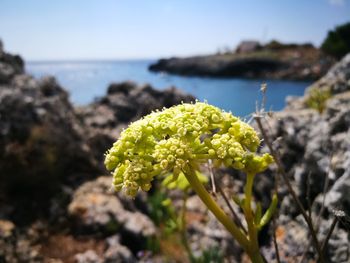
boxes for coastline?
[149,44,335,81]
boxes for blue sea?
[27,60,311,118]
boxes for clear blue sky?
[0,0,349,60]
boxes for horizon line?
[26,57,159,63]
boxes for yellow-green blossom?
[105,102,273,197]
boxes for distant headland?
[149,40,335,80]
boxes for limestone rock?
[68,176,156,252]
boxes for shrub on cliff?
[321,22,350,59]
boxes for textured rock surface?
[306,53,350,95]
[0,42,24,83]
[103,235,135,263]
[0,220,48,263]
[256,53,350,262]
[0,45,102,225]
[0,75,100,194]
[68,176,156,253]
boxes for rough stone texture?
[0,45,102,225]
[0,74,100,192]
[324,162,350,211]
[0,44,24,83]
[68,176,156,253]
[306,53,350,95]
[103,235,135,263]
[262,214,350,263]
[0,220,48,263]
[266,90,350,213]
[0,39,3,53]
[77,81,195,164]
[256,53,350,262]
[171,174,244,262]
[75,250,102,263]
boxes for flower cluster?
[105,102,273,197]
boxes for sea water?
[27,60,311,118]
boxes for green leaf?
[161,198,172,207]
[232,194,241,206]
[258,193,278,230]
[254,202,262,224]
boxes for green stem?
[183,165,250,251]
[244,173,264,263]
[244,173,254,210]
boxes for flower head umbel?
[105,102,273,197]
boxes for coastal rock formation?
[0,41,24,83]
[267,54,350,206]
[149,43,334,80]
[150,56,287,78]
[308,53,350,95]
[0,49,99,204]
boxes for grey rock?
[260,54,350,206]
[254,54,350,261]
[0,45,24,83]
[0,73,100,199]
[0,62,16,82]
[324,164,350,211]
[306,53,350,95]
[75,250,102,263]
[0,39,3,53]
[107,81,136,95]
[68,176,156,252]
[0,220,46,263]
[104,236,135,263]
[262,214,350,263]
[0,48,101,224]
[185,194,242,260]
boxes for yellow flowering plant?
[105,102,274,263]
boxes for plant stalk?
[184,165,263,263]
[243,173,264,263]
